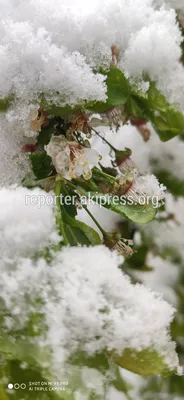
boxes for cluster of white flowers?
[0,186,180,379]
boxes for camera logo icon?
[8,383,26,390]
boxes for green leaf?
[69,350,109,373]
[152,109,184,141]
[0,95,14,112]
[105,200,156,224]
[85,100,112,114]
[165,108,184,132]
[0,359,67,400]
[37,125,55,147]
[86,67,130,113]
[153,128,179,142]
[29,153,53,180]
[55,180,101,246]
[60,185,77,218]
[111,348,176,377]
[61,208,101,246]
[40,95,80,117]
[55,180,101,245]
[147,89,184,141]
[0,360,57,400]
[110,365,131,395]
[147,81,169,111]
[0,337,52,380]
[75,170,156,224]
[106,67,130,106]
[73,178,157,224]
[0,326,73,399]
[126,95,147,119]
[128,80,184,141]
[87,193,156,224]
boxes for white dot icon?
[8,383,14,390]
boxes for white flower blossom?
[46,136,100,180]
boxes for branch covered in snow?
[1,1,184,398]
[0,187,181,386]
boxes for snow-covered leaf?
[111,348,177,377]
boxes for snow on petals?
[45,136,100,180]
[122,174,166,207]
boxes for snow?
[91,123,184,181]
[0,186,180,376]
[125,174,166,206]
[0,112,31,187]
[0,0,183,393]
[0,221,180,377]
[133,254,179,306]
[155,1,184,10]
[1,0,184,187]
[142,195,184,262]
[0,186,58,258]
[0,0,183,108]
